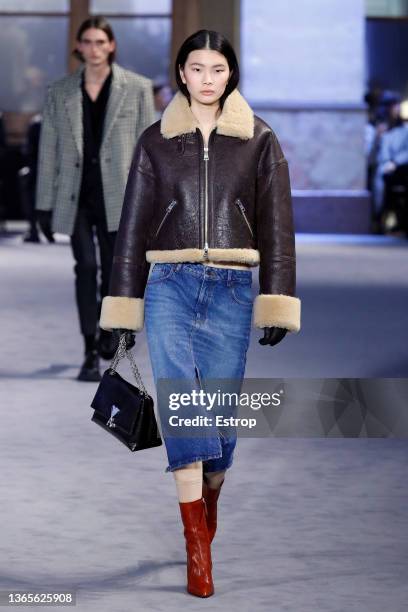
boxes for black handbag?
[90,333,162,451]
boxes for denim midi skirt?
[144,262,253,473]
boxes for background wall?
[241,0,367,192]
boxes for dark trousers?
[70,207,117,337]
[383,164,408,230]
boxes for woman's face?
[179,49,230,106]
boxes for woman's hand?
[259,327,287,346]
[118,329,136,350]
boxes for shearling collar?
[160,89,254,140]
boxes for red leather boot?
[178,497,214,597]
[202,478,224,543]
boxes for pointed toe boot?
[178,497,214,598]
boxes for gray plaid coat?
[35,62,156,235]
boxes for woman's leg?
[175,460,214,597]
[202,469,226,544]
[145,266,215,597]
[193,268,252,542]
[173,461,203,502]
[204,469,226,489]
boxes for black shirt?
[79,70,112,215]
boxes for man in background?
[36,16,155,381]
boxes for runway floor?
[0,233,407,611]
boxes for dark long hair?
[175,29,240,109]
[73,16,116,65]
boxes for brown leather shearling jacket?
[100,89,301,333]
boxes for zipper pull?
[204,146,209,161]
[235,199,254,238]
[204,243,209,259]
[154,199,178,238]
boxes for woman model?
[100,30,301,598]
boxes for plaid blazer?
[35,62,156,235]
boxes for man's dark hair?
[175,29,240,109]
[73,16,116,64]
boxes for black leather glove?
[259,326,287,347]
[36,210,55,243]
[118,329,136,350]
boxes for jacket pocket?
[235,199,254,238]
[154,199,178,238]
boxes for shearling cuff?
[253,294,301,332]
[99,296,144,332]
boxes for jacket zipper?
[235,199,254,238]
[203,145,209,259]
[198,128,215,259]
[155,199,177,237]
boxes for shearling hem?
[146,248,260,265]
[253,294,301,332]
[99,296,144,332]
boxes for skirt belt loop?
[227,269,233,287]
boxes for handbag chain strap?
[109,333,149,396]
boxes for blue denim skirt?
[144,262,253,473]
